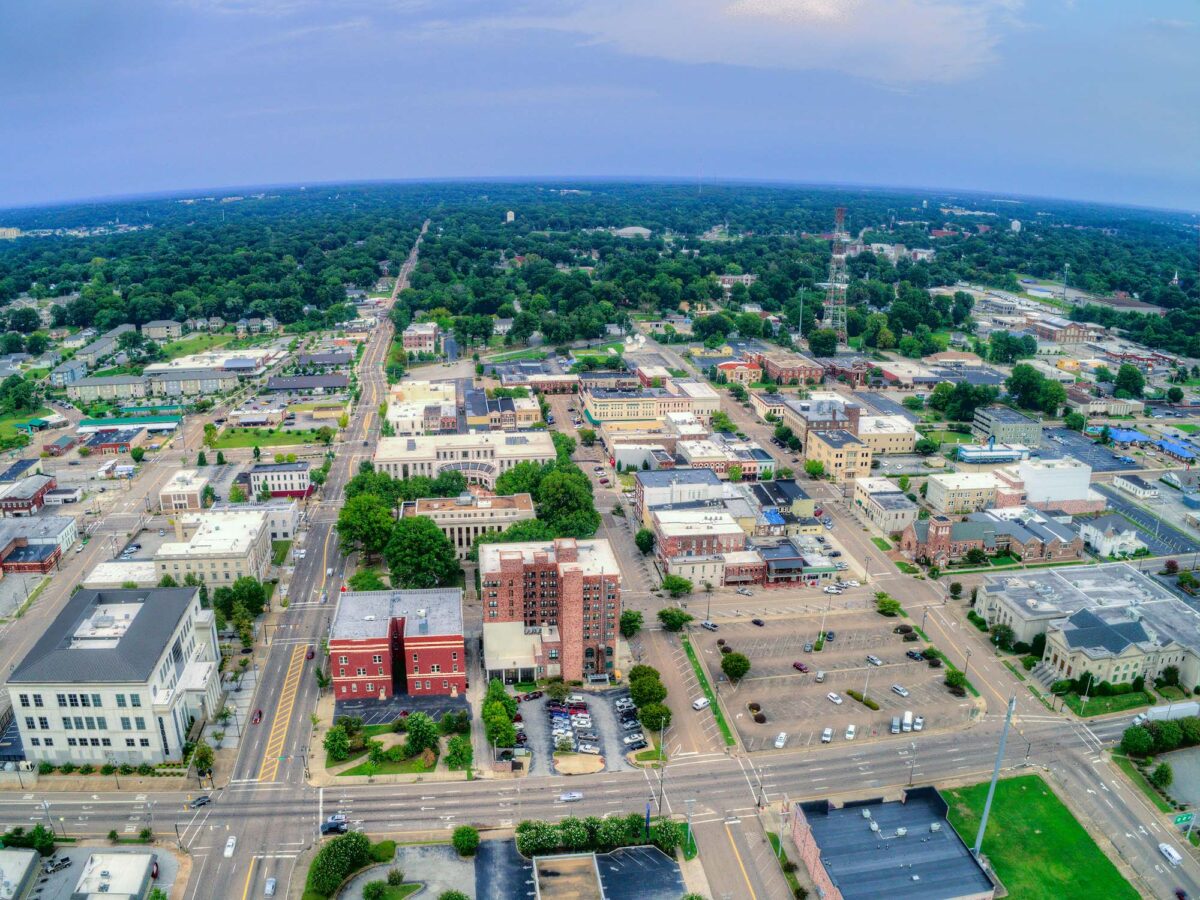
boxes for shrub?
[139,827,153,841]
[1151,762,1174,789]
[863,697,881,710]
[387,868,405,886]
[370,840,396,863]
[903,632,919,642]
[392,716,409,733]
[753,713,767,724]
[452,825,480,857]
[747,703,761,713]
[721,652,751,681]
[439,892,471,900]
[2,825,56,856]
[37,762,55,775]
[59,762,77,774]
[108,829,119,842]
[137,763,154,776]
[307,832,372,897]
[78,764,94,775]
[720,645,732,654]
[364,883,387,900]
[100,763,116,775]
[119,764,135,775]
[893,624,913,634]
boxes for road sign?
[1174,813,1194,826]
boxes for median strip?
[680,635,736,746]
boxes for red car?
[513,713,523,722]
[251,709,263,725]
[792,662,810,673]
[306,645,315,660]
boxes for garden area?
[1051,669,1156,718]
[943,774,1138,900]
[1117,711,1200,812]
[212,425,334,449]
[323,712,474,777]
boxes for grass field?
[871,537,892,552]
[0,406,53,442]
[161,332,236,359]
[1060,689,1152,718]
[489,347,547,362]
[272,540,292,565]
[943,774,1138,900]
[337,753,438,777]
[921,429,974,444]
[212,427,328,449]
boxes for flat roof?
[810,429,863,449]
[250,461,310,473]
[652,510,742,536]
[73,851,155,898]
[483,621,560,670]
[331,588,463,641]
[858,415,915,435]
[479,538,619,578]
[635,468,722,489]
[799,788,993,900]
[533,853,604,900]
[8,588,197,684]
[161,469,208,492]
[82,560,159,587]
[410,493,535,514]
[928,472,998,490]
[375,430,555,460]
[976,405,1038,424]
[157,509,267,557]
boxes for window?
[139,738,150,747]
[351,683,358,692]
[430,664,441,673]
[366,683,374,692]
[30,738,40,747]
[116,695,127,708]
[68,738,78,747]
[43,738,52,747]
[24,717,34,730]
[92,694,102,707]
[425,680,431,690]
[130,695,141,707]
[135,717,145,730]
[68,695,79,707]
[18,694,29,708]
[97,717,107,730]
[38,717,48,730]
[356,667,366,676]
[85,717,95,730]
[413,681,421,691]
[372,654,383,664]
[126,739,136,748]
[121,717,131,730]
[56,694,67,707]
[442,680,448,689]
[101,738,111,747]
[338,656,348,665]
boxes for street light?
[964,648,973,683]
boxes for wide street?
[2,286,1198,900]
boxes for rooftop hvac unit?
[896,827,908,837]
[861,809,872,819]
[363,615,376,621]
[930,822,941,833]
[869,821,879,832]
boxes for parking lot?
[697,612,973,752]
[516,691,637,775]
[1092,483,1200,555]
[0,847,180,900]
[1040,428,1132,472]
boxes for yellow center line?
[240,856,257,900]
[725,823,758,900]
[256,645,308,781]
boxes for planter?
[747,703,761,713]
[753,713,767,724]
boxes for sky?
[1,0,1198,211]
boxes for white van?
[1159,842,1182,866]
[692,697,710,711]
[902,710,913,732]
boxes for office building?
[401,492,537,559]
[328,588,466,699]
[857,415,918,455]
[373,431,556,489]
[972,406,1042,448]
[853,477,918,535]
[5,587,221,764]
[72,852,159,900]
[158,469,209,513]
[479,539,620,682]
[805,430,872,482]
[925,472,999,514]
[402,321,440,353]
[651,510,746,562]
[633,468,723,525]
[248,462,313,499]
[154,509,272,583]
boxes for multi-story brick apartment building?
[651,509,746,560]
[746,350,824,385]
[402,322,440,353]
[479,539,620,681]
[328,588,466,699]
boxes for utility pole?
[973,697,1016,859]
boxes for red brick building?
[0,474,56,517]
[748,351,824,385]
[479,538,620,681]
[716,360,761,385]
[328,588,466,700]
[651,510,746,560]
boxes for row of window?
[18,692,144,710]
[24,715,146,732]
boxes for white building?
[6,587,222,765]
[1113,474,1159,500]
[154,509,272,583]
[852,477,919,535]
[159,469,209,513]
[1079,514,1145,558]
[925,472,999,514]
[248,461,312,498]
[211,499,299,541]
[373,431,556,489]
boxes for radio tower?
[821,207,850,345]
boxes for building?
[0,474,56,517]
[757,536,838,586]
[900,510,1081,566]
[49,357,88,387]
[85,428,145,455]
[374,431,556,489]
[977,563,1200,689]
[81,560,160,589]
[43,433,77,456]
[297,351,353,369]
[265,374,348,394]
[651,510,745,563]
[992,458,1106,515]
[788,788,995,900]
[780,397,861,444]
[856,415,918,455]
[148,368,239,397]
[805,430,872,482]
[750,479,816,520]
[1026,314,1101,344]
[0,515,78,573]
[1113,473,1159,500]
[479,539,620,681]
[715,360,761,385]
[5,587,221,764]
[925,472,998,514]
[400,492,537,559]
[328,588,466,699]
[581,382,720,425]
[675,434,775,480]
[72,851,158,900]
[0,848,40,900]
[158,469,209,513]
[67,375,149,402]
[142,319,183,341]
[248,462,313,499]
[154,509,272,584]
[402,322,440,353]
[1080,514,1145,558]
[747,350,824,385]
[852,477,918,535]
[972,406,1042,448]
[210,499,299,540]
[749,391,789,422]
[463,390,542,431]
[633,468,724,525]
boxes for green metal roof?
[80,416,182,427]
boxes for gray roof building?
[266,374,349,392]
[330,588,464,641]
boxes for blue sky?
[1,0,1198,210]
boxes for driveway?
[516,695,552,776]
[477,838,535,900]
[335,694,470,727]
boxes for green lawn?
[489,347,547,362]
[921,429,974,444]
[1060,690,1152,718]
[378,886,420,899]
[943,774,1138,900]
[765,832,804,896]
[0,406,53,441]
[161,332,236,359]
[895,561,919,574]
[337,753,438,777]
[212,427,330,449]
[634,732,667,765]
[871,537,891,552]
[1174,423,1199,434]
[680,636,736,746]
[1111,753,1173,813]
[272,540,292,565]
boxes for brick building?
[402,322,440,353]
[747,350,824,385]
[651,510,746,560]
[328,588,466,700]
[0,474,56,517]
[479,539,620,681]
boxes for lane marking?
[240,856,257,900]
[257,643,309,782]
[725,822,758,900]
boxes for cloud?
[472,0,1024,85]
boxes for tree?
[989,623,1015,650]
[404,712,439,756]
[1114,363,1145,398]
[949,581,963,599]
[619,609,643,638]
[446,734,473,770]
[630,674,668,707]
[1151,719,1184,753]
[1161,664,1181,687]
[452,825,480,857]
[875,596,902,617]
[944,669,967,690]
[579,428,597,447]
[337,493,396,558]
[196,451,207,466]
[129,446,145,463]
[638,702,672,732]
[803,459,825,479]
[1150,762,1174,789]
[385,516,459,589]
[635,528,655,554]
[657,607,694,631]
[308,832,372,897]
[965,547,988,565]
[192,739,214,776]
[721,652,751,681]
[1168,386,1184,403]
[216,450,226,465]
[438,892,470,900]
[323,725,350,762]
[1094,365,1114,383]
[1063,411,1086,432]
[660,576,693,599]
[159,574,178,587]
[1120,725,1154,757]
[807,329,838,357]
[252,445,261,460]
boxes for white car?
[623,733,646,745]
[845,580,859,587]
[559,792,584,802]
[821,727,833,743]
[845,724,857,740]
[774,732,787,749]
[891,684,910,698]
[692,697,710,711]
[826,692,843,705]
[568,694,586,703]
[578,743,601,755]
[913,715,925,732]
[224,836,237,858]
[823,586,841,595]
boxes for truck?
[1132,701,1200,727]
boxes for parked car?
[906,650,924,661]
[845,724,857,740]
[913,715,925,732]
[821,727,833,743]
[736,587,754,596]
[803,642,813,652]
[824,631,836,642]
[792,661,810,673]
[774,732,788,749]
[577,731,599,743]
[42,857,72,875]
[626,740,648,752]
[751,618,765,627]
[891,684,910,698]
[623,733,646,745]
[826,692,843,705]
[701,621,718,632]
[578,743,601,755]
[692,697,710,711]
[866,655,883,666]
